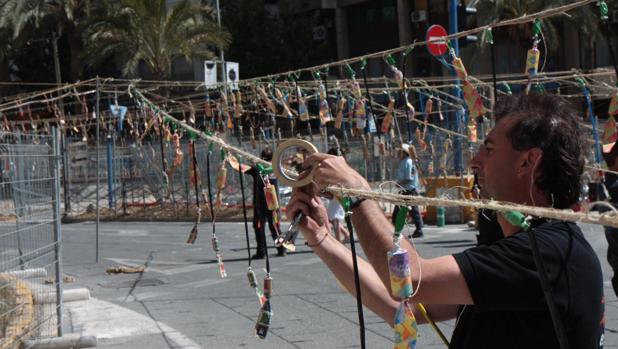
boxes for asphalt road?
[59,221,618,348]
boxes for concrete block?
[23,333,97,349]
[34,288,90,305]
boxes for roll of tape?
[272,139,319,187]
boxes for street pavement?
[59,221,618,348]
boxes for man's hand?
[303,153,371,192]
[286,186,330,245]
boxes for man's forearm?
[311,230,458,326]
[349,200,420,293]
[310,232,399,326]
[348,200,470,304]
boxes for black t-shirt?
[451,219,604,349]
[476,209,503,246]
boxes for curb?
[33,288,90,305]
[6,268,47,279]
[23,333,97,349]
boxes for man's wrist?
[348,197,367,210]
[303,227,330,246]
[305,232,329,247]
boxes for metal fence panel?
[0,131,62,348]
[63,127,479,220]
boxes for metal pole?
[14,133,24,270]
[449,0,463,174]
[215,0,228,97]
[448,0,460,57]
[322,73,330,152]
[52,28,66,128]
[95,77,100,263]
[106,133,113,209]
[113,130,119,214]
[61,132,70,214]
[490,39,498,103]
[52,127,64,337]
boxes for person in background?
[393,143,424,238]
[326,147,350,243]
[246,147,287,258]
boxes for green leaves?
[84,0,230,80]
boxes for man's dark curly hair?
[494,93,584,209]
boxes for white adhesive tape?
[272,139,319,187]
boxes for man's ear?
[517,148,543,178]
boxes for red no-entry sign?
[426,24,449,57]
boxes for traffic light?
[458,2,478,47]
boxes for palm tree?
[0,0,93,82]
[84,0,230,80]
[472,0,616,73]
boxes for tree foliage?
[476,0,616,51]
[0,0,93,81]
[84,0,230,80]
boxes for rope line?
[129,86,618,229]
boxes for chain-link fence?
[0,130,63,348]
[62,123,482,221]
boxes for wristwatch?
[348,197,366,210]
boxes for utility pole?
[449,0,463,175]
[215,0,228,97]
[95,77,100,264]
[52,24,71,214]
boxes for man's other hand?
[286,187,330,245]
[303,153,371,192]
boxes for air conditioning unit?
[410,10,427,23]
[313,25,327,41]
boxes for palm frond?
[84,0,230,79]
